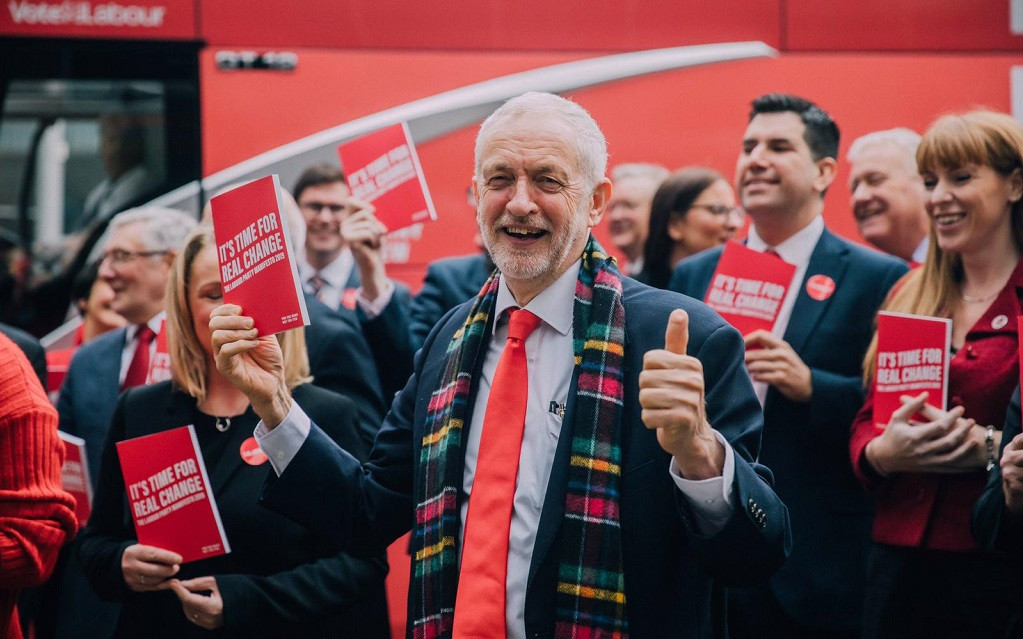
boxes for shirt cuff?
[669,430,735,536]
[356,279,395,319]
[254,402,312,476]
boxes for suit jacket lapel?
[782,229,849,354]
[99,329,127,402]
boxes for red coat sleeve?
[0,336,77,590]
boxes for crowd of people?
[1,89,1022,639]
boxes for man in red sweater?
[0,333,76,639]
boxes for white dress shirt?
[745,215,825,405]
[299,251,355,311]
[118,312,165,385]
[299,250,395,316]
[256,258,737,639]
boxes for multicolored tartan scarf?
[411,236,629,639]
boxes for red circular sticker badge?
[240,437,269,466]
[805,274,836,301]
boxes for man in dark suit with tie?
[293,164,414,399]
[670,94,907,638]
[213,91,791,639]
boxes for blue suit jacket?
[58,327,127,483]
[261,275,791,639]
[312,267,417,403]
[669,227,907,628]
[408,253,494,350]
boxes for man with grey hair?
[607,163,669,274]
[848,128,929,263]
[46,206,196,639]
[213,91,788,639]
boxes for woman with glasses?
[636,167,744,289]
[850,110,1023,638]
[76,224,389,638]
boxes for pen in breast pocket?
[548,400,565,419]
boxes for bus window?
[0,40,200,335]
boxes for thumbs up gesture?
[639,309,725,479]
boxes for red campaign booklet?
[115,425,230,563]
[337,122,437,232]
[703,241,797,336]
[873,311,952,430]
[58,431,92,528]
[210,174,309,335]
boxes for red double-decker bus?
[2,2,1020,633]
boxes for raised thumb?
[665,309,690,355]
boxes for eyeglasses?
[300,202,347,215]
[100,249,168,264]
[689,204,745,218]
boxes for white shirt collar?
[746,215,825,268]
[493,259,580,338]
[300,249,354,288]
[132,311,166,340]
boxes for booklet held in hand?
[116,425,230,563]
[337,122,436,232]
[873,311,952,430]
[703,241,796,336]
[210,175,309,335]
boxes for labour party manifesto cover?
[873,311,952,430]
[116,425,230,563]
[337,122,437,232]
[210,174,309,335]
[703,241,796,336]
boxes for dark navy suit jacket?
[408,253,493,350]
[261,275,791,639]
[305,294,388,448]
[669,227,907,628]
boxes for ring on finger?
[138,574,147,584]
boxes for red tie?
[122,325,156,389]
[452,308,542,639]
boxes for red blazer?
[850,258,1023,551]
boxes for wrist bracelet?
[985,425,996,472]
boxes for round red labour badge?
[805,274,836,301]
[240,437,269,466]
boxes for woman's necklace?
[215,416,231,432]
[960,289,1000,304]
